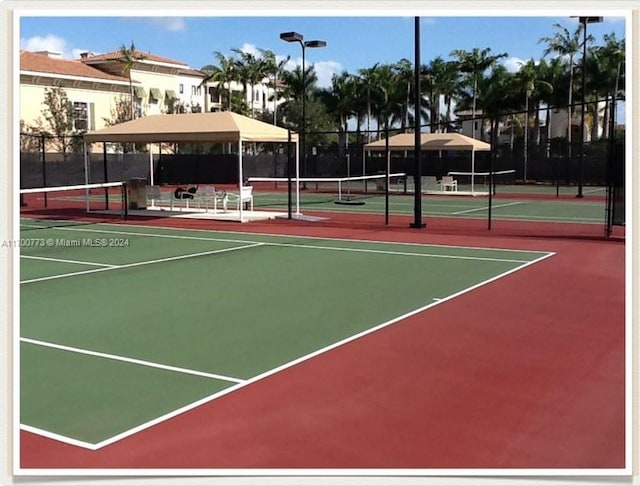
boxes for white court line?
[21,337,245,384]
[21,217,550,254]
[20,242,264,284]
[271,242,531,263]
[20,425,99,451]
[21,250,555,450]
[22,224,537,264]
[453,201,523,215]
[21,255,117,268]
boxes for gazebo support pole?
[149,146,155,186]
[84,142,90,212]
[296,139,301,216]
[239,140,244,222]
[287,130,292,219]
[148,146,155,207]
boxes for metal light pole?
[576,16,602,198]
[280,32,326,187]
[410,16,425,228]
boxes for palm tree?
[515,59,553,179]
[450,47,508,130]
[590,33,625,139]
[232,49,268,118]
[200,51,238,111]
[539,23,586,153]
[279,64,319,132]
[318,71,359,154]
[117,41,145,120]
[390,58,414,132]
[536,56,568,156]
[357,63,381,142]
[450,47,506,191]
[258,48,290,124]
[422,57,459,132]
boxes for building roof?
[80,49,189,68]
[84,111,299,144]
[364,132,491,152]
[20,50,130,83]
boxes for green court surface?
[20,220,552,447]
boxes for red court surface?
[19,210,626,471]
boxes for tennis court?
[20,218,553,449]
[248,188,606,224]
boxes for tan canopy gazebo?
[364,132,490,152]
[364,132,491,193]
[83,112,299,220]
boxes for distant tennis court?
[247,189,606,224]
[19,219,553,449]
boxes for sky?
[18,13,627,89]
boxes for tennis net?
[20,182,128,226]
[446,169,516,193]
[248,173,406,207]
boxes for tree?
[35,85,76,155]
[450,47,508,128]
[422,57,458,132]
[117,42,146,120]
[391,59,414,132]
[258,48,290,124]
[102,94,144,153]
[200,51,239,111]
[232,48,268,118]
[318,71,359,155]
[450,47,507,189]
[589,33,625,139]
[539,23,587,151]
[515,59,553,178]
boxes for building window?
[209,86,218,103]
[72,102,88,132]
[179,83,184,94]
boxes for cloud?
[147,17,186,32]
[21,34,70,57]
[21,34,98,60]
[313,60,343,88]
[237,43,259,56]
[283,56,343,88]
[503,56,527,73]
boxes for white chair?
[422,176,438,192]
[438,175,458,192]
[198,185,228,213]
[147,185,171,209]
[171,186,198,210]
[226,185,254,212]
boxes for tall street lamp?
[280,31,326,186]
[576,16,602,198]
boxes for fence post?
[41,134,48,207]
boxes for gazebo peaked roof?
[364,132,491,151]
[83,112,298,144]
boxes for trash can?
[128,177,147,210]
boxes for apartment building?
[20,48,278,140]
[20,49,209,135]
